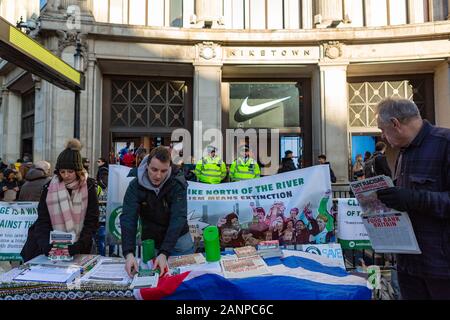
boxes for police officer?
[230,145,260,182]
[195,146,227,184]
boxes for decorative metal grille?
[348,80,426,128]
[111,80,186,129]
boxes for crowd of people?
[352,141,392,181]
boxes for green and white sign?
[337,198,372,250]
[0,202,38,261]
[106,165,142,244]
[108,205,142,242]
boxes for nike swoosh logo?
[234,96,291,122]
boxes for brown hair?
[147,146,171,164]
[375,141,387,152]
[56,170,87,182]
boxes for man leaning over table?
[120,146,194,277]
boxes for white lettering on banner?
[0,202,38,261]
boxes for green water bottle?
[142,239,155,263]
[203,226,221,262]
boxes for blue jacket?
[395,120,450,278]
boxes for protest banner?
[188,165,333,247]
[336,198,372,250]
[107,165,333,248]
[350,175,421,254]
[0,202,38,261]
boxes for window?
[229,83,301,129]
[170,0,183,27]
[110,80,187,129]
[21,90,35,159]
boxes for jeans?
[96,224,106,256]
[156,232,194,256]
[96,224,116,256]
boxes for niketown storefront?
[96,37,443,182]
[100,47,317,176]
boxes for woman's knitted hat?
[55,139,83,171]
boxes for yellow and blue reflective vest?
[195,156,227,184]
[229,157,260,181]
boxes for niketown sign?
[224,46,319,61]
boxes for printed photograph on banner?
[188,165,333,248]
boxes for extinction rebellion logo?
[108,206,141,241]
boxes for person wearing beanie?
[21,139,99,262]
[17,161,52,201]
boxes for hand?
[377,187,415,212]
[13,187,19,192]
[2,186,7,192]
[125,253,139,278]
[153,253,168,276]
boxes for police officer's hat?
[240,144,250,152]
[207,145,217,153]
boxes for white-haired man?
[375,98,450,300]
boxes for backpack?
[364,156,377,178]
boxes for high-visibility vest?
[230,157,260,181]
[195,156,227,184]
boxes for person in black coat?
[278,150,297,173]
[373,141,392,178]
[96,157,109,190]
[318,154,337,183]
[21,139,99,262]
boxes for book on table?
[13,265,81,284]
[130,269,159,289]
[25,254,100,273]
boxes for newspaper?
[220,255,271,279]
[349,175,421,254]
[25,254,99,273]
[130,270,159,289]
[167,253,206,269]
[12,265,80,283]
[234,246,258,258]
[79,258,132,286]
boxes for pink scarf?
[46,174,88,241]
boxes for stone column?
[434,59,450,127]
[407,0,426,23]
[193,42,223,162]
[302,0,314,29]
[194,0,223,28]
[318,62,349,183]
[1,89,22,163]
[448,0,450,19]
[79,53,102,176]
[314,0,343,28]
